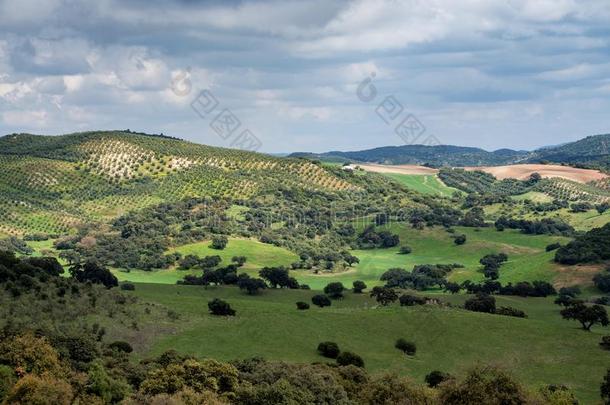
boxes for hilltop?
[291,133,610,169]
[0,131,357,236]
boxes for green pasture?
[382,173,459,196]
[128,283,610,403]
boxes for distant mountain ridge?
[290,134,610,169]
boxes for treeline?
[555,223,610,264]
[494,216,574,236]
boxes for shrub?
[237,277,267,295]
[370,286,398,306]
[395,339,416,355]
[108,341,133,353]
[352,280,367,293]
[399,294,426,306]
[439,366,528,404]
[545,242,562,252]
[594,270,610,293]
[211,235,228,250]
[317,342,340,359]
[311,294,331,308]
[323,282,345,299]
[336,351,364,368]
[208,298,236,316]
[600,336,610,350]
[6,374,73,405]
[296,301,310,310]
[496,306,527,318]
[425,370,452,388]
[69,261,118,289]
[232,256,247,266]
[454,234,466,245]
[464,293,496,314]
[120,283,135,291]
[399,246,412,254]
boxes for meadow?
[107,224,572,290]
[381,173,459,196]
[128,282,609,403]
[113,238,299,284]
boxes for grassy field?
[484,202,610,231]
[104,225,574,290]
[113,238,298,284]
[294,225,570,290]
[382,173,459,196]
[128,283,610,403]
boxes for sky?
[0,0,609,153]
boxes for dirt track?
[463,164,608,183]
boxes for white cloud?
[2,110,48,128]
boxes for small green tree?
[370,286,398,306]
[311,294,331,308]
[561,302,609,331]
[317,342,340,359]
[211,236,228,250]
[395,339,416,355]
[399,246,412,254]
[208,298,236,316]
[425,370,452,388]
[231,256,247,266]
[352,280,367,294]
[454,234,467,245]
[336,351,364,368]
[324,282,346,299]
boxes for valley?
[2,131,610,404]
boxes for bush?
[296,301,310,310]
[496,306,527,318]
[425,370,452,388]
[454,234,466,245]
[370,286,398,306]
[464,293,496,313]
[69,261,118,289]
[399,294,426,306]
[336,351,364,368]
[323,282,345,299]
[545,242,562,252]
[108,341,133,353]
[352,280,367,293]
[594,270,610,293]
[311,294,331,308]
[208,298,236,316]
[120,283,135,291]
[211,235,228,250]
[439,366,528,404]
[317,342,340,359]
[399,246,412,254]
[600,336,610,350]
[394,338,416,355]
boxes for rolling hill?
[0,131,357,236]
[291,133,610,169]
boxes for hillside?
[291,145,530,166]
[0,131,357,236]
[531,133,610,168]
[291,133,610,169]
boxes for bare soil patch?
[553,264,602,288]
[464,164,608,183]
[357,163,439,175]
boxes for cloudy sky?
[1,0,609,153]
